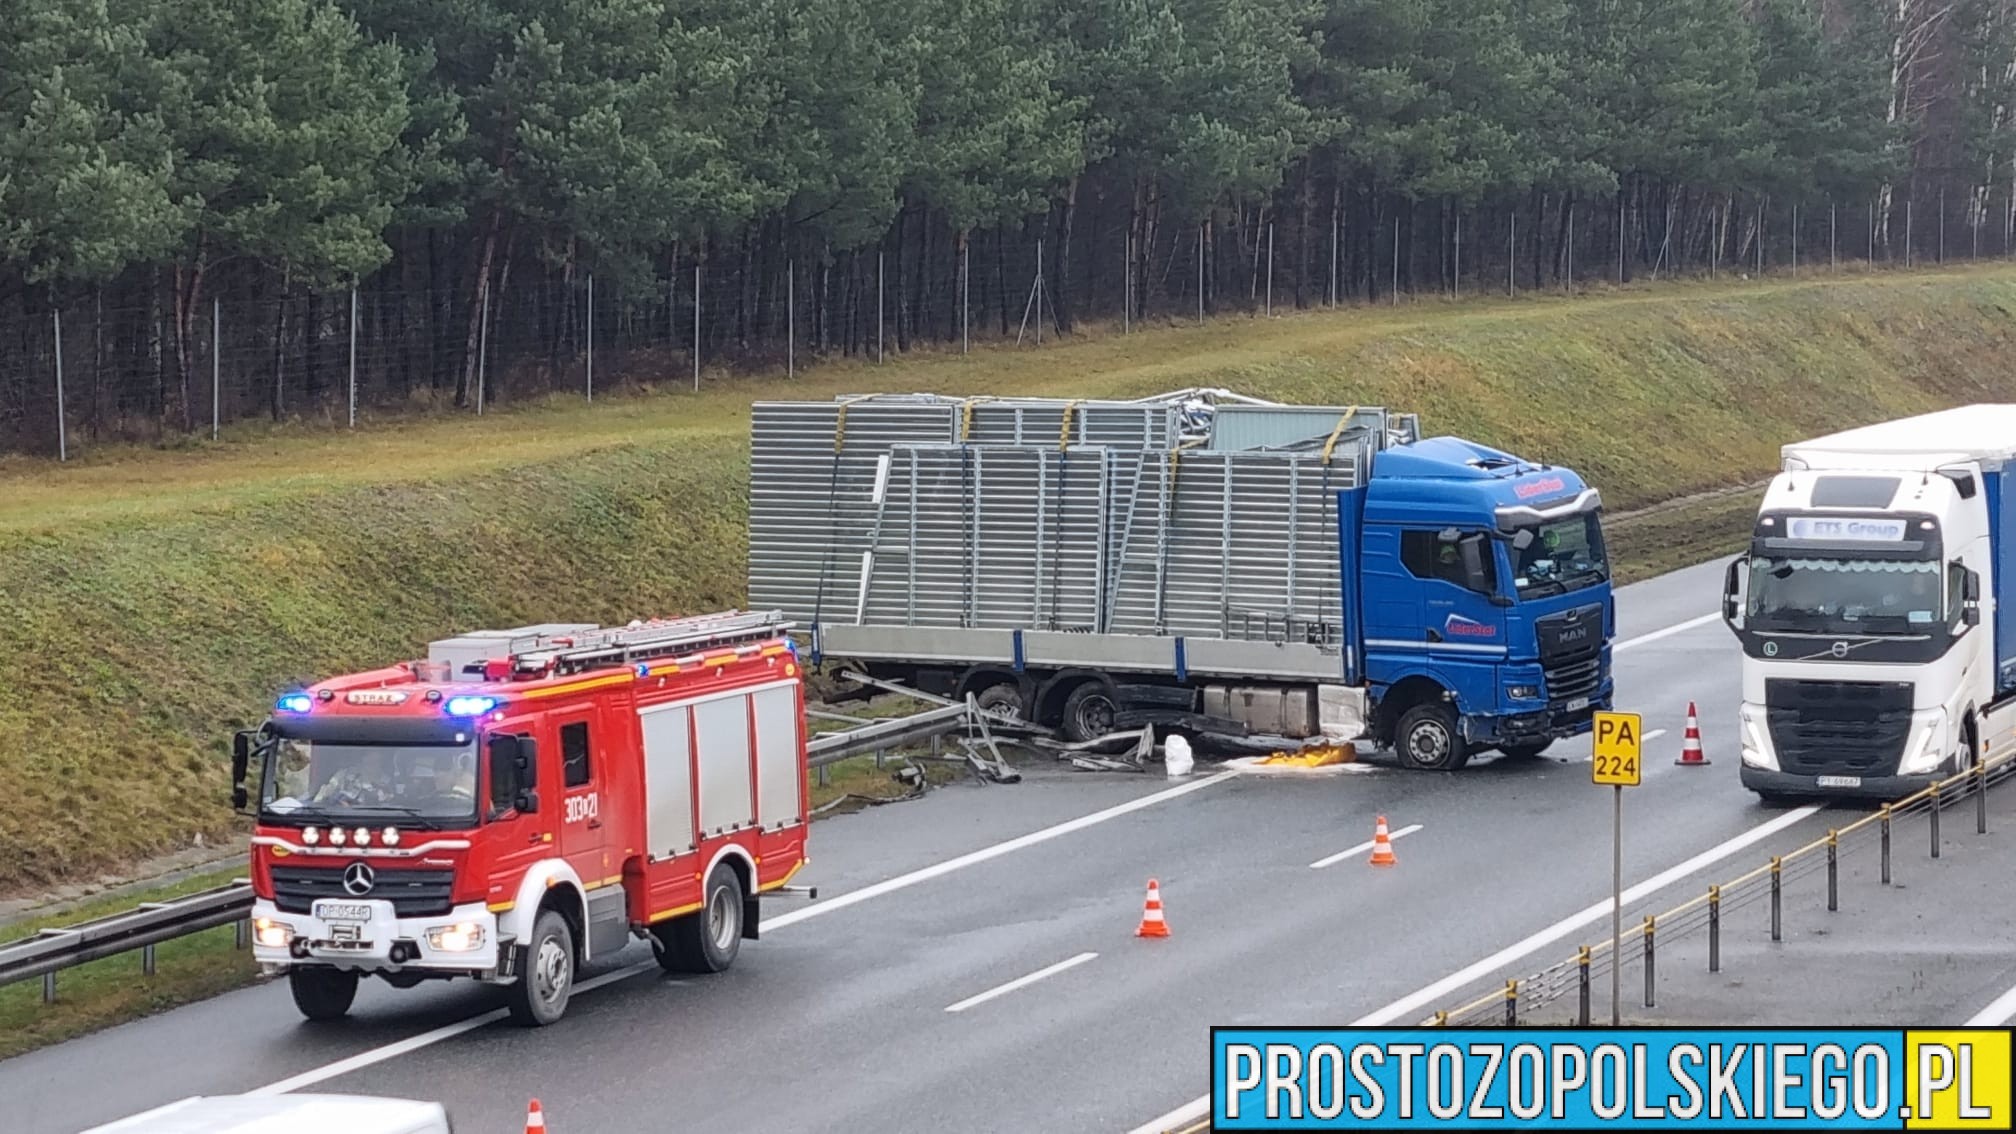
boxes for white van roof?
[81,1094,450,1134]
[1784,405,2016,471]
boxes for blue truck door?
[1400,529,1509,669]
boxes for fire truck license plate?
[316,902,373,923]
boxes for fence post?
[1827,830,1838,912]
[212,297,222,441]
[878,251,886,362]
[1123,235,1131,334]
[963,241,971,354]
[1509,214,1517,297]
[1578,946,1591,1025]
[1198,224,1206,325]
[1792,204,1799,276]
[1769,857,1782,942]
[476,281,490,415]
[693,260,702,393]
[787,259,795,379]
[1707,886,1720,973]
[52,310,67,462]
[1454,212,1462,299]
[1931,783,1942,859]
[585,273,595,403]
[347,286,358,429]
[1881,804,1893,884]
[1979,762,1990,835]
[1265,222,1274,317]
[1504,979,1518,1026]
[1643,915,1656,1008]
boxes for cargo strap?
[1320,406,1361,466]
[1059,399,1081,451]
[959,396,994,443]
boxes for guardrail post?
[1931,783,1942,859]
[1643,916,1656,1008]
[1827,830,1839,912]
[1707,886,1721,973]
[1978,762,1990,835]
[1769,857,1782,943]
[1433,1011,1449,1026]
[1880,805,1893,885]
[43,972,56,1004]
[1504,980,1518,1026]
[1578,946,1592,1025]
[142,943,156,976]
[236,919,249,949]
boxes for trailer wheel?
[664,864,745,974]
[288,967,358,1022]
[506,907,575,1027]
[1061,682,1120,743]
[1395,703,1470,771]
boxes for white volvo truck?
[1720,406,2016,801]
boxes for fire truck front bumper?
[250,897,503,977]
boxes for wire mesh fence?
[1422,753,2016,1028]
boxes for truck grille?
[1537,603,1605,702]
[270,864,456,919]
[1764,679,1913,775]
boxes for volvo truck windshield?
[1744,555,1945,636]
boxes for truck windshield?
[1745,555,1941,636]
[1511,513,1608,598]
[261,739,479,825]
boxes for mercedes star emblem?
[342,862,376,896]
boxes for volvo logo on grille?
[341,862,376,896]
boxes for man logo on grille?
[342,862,376,896]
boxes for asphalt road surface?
[6,556,2001,1134]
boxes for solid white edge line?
[249,769,1241,1095]
[1964,980,2016,1027]
[1126,802,1824,1134]
[1309,824,1423,869]
[944,952,1099,1013]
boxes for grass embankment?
[8,264,2016,901]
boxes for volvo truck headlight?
[427,923,485,952]
[1740,709,1776,770]
[254,918,294,948]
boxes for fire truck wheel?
[288,966,359,1021]
[662,864,745,974]
[507,907,576,1027]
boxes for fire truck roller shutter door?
[693,692,757,838]
[750,683,805,832]
[638,704,697,860]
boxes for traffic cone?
[1368,815,1398,867]
[525,1099,545,1134]
[1135,879,1171,938]
[1675,702,1710,766]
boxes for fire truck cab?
[231,610,812,1027]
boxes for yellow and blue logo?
[1210,1027,2011,1130]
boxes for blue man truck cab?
[746,390,1616,771]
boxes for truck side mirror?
[1722,557,1747,630]
[231,731,253,811]
[1964,569,1982,626]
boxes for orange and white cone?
[1368,815,1398,867]
[1135,879,1171,938]
[1675,702,1710,766]
[526,1099,545,1134]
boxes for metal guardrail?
[2,699,1023,1003]
[1421,747,2016,1027]
[0,880,256,1000]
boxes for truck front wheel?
[288,966,359,1022]
[658,864,745,975]
[506,907,576,1027]
[1395,703,1470,771]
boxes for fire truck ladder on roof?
[514,609,795,676]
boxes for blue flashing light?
[276,693,314,714]
[635,663,651,677]
[444,695,500,717]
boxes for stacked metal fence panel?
[747,392,1386,669]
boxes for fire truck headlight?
[328,827,346,846]
[302,826,320,845]
[353,826,371,847]
[254,918,294,948]
[382,826,401,847]
[427,924,484,952]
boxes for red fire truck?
[229,610,812,1026]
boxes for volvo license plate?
[1565,697,1590,713]
[315,902,372,923]
[1816,775,1862,789]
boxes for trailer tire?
[665,864,745,974]
[1061,682,1120,744]
[1395,702,1470,771]
[288,967,358,1022]
[506,907,575,1027]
